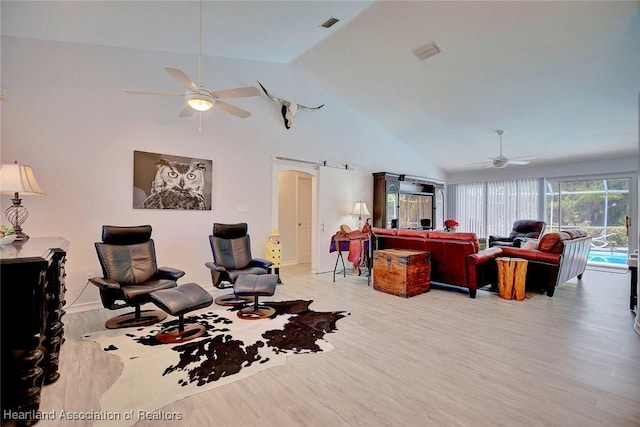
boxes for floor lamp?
[0,162,45,240]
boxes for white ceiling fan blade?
[213,101,252,118]
[179,105,194,117]
[509,160,531,165]
[210,86,261,99]
[511,155,536,161]
[125,89,183,97]
[163,67,199,92]
[467,160,492,165]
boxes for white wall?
[0,37,442,311]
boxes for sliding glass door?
[545,178,630,266]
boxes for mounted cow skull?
[257,81,324,129]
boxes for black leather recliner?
[89,225,185,329]
[488,219,546,248]
[204,223,273,305]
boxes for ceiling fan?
[125,0,260,119]
[473,130,535,168]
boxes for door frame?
[271,160,318,272]
[296,174,312,264]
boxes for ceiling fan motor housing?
[493,157,509,168]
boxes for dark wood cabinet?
[1,237,69,426]
[373,172,439,229]
[434,184,445,230]
[373,172,401,229]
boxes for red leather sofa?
[372,228,501,298]
[495,230,591,296]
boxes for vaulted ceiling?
[3,1,639,173]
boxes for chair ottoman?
[150,282,213,343]
[234,274,278,319]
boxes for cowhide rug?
[82,300,348,427]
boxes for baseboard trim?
[64,301,103,314]
[63,283,219,315]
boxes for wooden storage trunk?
[373,249,431,298]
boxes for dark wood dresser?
[1,237,70,426]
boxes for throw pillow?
[522,239,539,250]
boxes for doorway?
[277,170,313,268]
[272,159,356,274]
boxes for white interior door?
[297,175,312,263]
[316,166,353,273]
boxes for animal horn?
[257,81,279,103]
[297,103,324,111]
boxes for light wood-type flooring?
[39,264,640,426]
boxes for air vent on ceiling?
[413,42,441,61]
[321,17,340,28]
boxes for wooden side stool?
[150,282,214,343]
[496,257,528,301]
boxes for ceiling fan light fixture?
[186,93,214,112]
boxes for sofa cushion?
[372,227,397,236]
[538,233,560,253]
[396,229,429,238]
[564,229,587,239]
[538,232,575,254]
[522,239,539,250]
[428,231,477,240]
[500,246,562,264]
[428,231,479,252]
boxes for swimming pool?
[588,249,628,265]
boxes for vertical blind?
[452,178,541,237]
[454,182,485,237]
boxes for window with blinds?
[451,178,542,238]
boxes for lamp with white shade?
[351,201,370,229]
[0,161,45,240]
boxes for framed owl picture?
[133,150,212,210]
